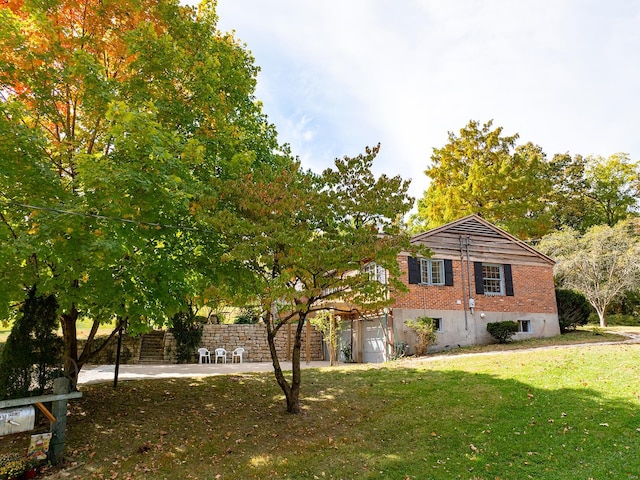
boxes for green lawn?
[0,323,11,344]
[0,319,116,344]
[1,341,634,479]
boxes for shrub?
[170,309,203,364]
[234,308,260,324]
[486,321,518,344]
[0,287,63,400]
[340,343,352,363]
[406,316,437,355]
[605,313,640,326]
[556,288,591,333]
[587,312,640,326]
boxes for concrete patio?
[78,360,331,385]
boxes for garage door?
[363,321,386,363]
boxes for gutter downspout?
[465,236,475,343]
[459,236,469,331]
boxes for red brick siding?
[393,255,557,314]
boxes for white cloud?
[216,0,640,203]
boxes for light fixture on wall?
[480,312,486,318]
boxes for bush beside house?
[487,321,519,343]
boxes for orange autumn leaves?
[1,0,171,155]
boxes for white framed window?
[432,317,443,332]
[482,263,504,295]
[420,259,445,286]
[518,319,532,333]
[364,262,387,284]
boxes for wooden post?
[306,318,311,364]
[114,322,124,389]
[354,318,363,363]
[50,378,71,465]
[328,315,334,366]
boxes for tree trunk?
[287,317,305,413]
[60,307,123,387]
[265,308,305,414]
[597,308,608,328]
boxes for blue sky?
[215,1,640,204]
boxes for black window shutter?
[504,264,514,296]
[408,257,421,284]
[474,262,484,295]
[444,259,454,286]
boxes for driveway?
[78,360,331,385]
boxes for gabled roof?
[411,214,554,265]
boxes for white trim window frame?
[482,263,505,295]
[419,259,445,286]
[518,319,532,333]
[364,262,387,284]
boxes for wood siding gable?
[410,214,554,267]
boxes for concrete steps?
[138,331,166,364]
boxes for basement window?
[432,318,443,332]
[518,320,532,333]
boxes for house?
[340,214,560,362]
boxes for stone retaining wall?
[80,335,142,365]
[164,323,324,363]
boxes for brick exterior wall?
[164,323,324,363]
[393,255,557,314]
[391,254,560,353]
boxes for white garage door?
[363,321,386,363]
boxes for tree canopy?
[412,120,552,239]
[547,152,639,232]
[538,220,640,327]
[413,119,640,240]
[0,0,286,381]
[216,144,416,413]
[583,153,639,227]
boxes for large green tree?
[217,145,416,413]
[546,153,590,231]
[539,220,640,327]
[547,153,639,232]
[0,0,283,382]
[413,120,552,239]
[583,153,639,227]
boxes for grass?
[1,340,638,479]
[0,323,11,344]
[433,326,626,356]
[0,319,116,344]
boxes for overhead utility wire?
[2,199,545,245]
[1,199,212,233]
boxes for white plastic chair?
[197,348,211,364]
[231,347,245,363]
[214,348,227,363]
